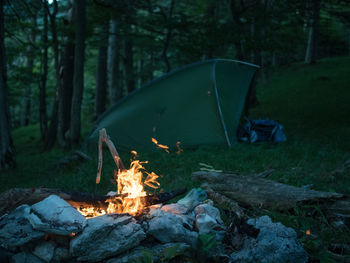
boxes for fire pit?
[0,129,309,263]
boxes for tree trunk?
[57,44,74,148]
[57,4,75,148]
[95,23,108,119]
[108,17,122,105]
[70,0,86,146]
[123,22,135,94]
[229,0,244,61]
[39,1,48,141]
[0,0,15,170]
[44,0,60,150]
[20,14,36,127]
[305,0,320,64]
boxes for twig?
[96,128,125,184]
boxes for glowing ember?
[151,138,170,153]
[76,206,106,219]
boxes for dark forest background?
[1,0,350,168]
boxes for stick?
[96,128,125,184]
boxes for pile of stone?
[0,189,308,263]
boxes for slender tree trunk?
[0,0,15,170]
[108,17,122,105]
[123,25,135,94]
[95,22,108,119]
[57,3,75,148]
[44,0,60,150]
[57,44,74,148]
[305,0,320,64]
[229,0,244,60]
[70,0,86,146]
[40,1,48,141]
[162,0,175,73]
[20,14,36,127]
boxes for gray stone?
[0,247,13,262]
[0,205,45,251]
[106,242,191,263]
[32,241,56,262]
[177,188,207,210]
[70,214,146,262]
[52,247,71,262]
[230,215,308,263]
[10,252,45,263]
[195,203,226,241]
[147,209,198,248]
[161,203,189,215]
[27,195,86,235]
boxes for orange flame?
[176,141,183,155]
[151,138,170,153]
[107,159,160,216]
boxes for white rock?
[32,241,56,262]
[70,214,146,262]
[147,209,198,248]
[0,205,44,251]
[11,252,45,263]
[27,195,87,235]
[161,203,188,215]
[230,216,308,263]
[195,203,226,241]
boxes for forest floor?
[1,56,350,262]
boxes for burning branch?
[96,128,125,184]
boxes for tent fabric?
[84,59,259,152]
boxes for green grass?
[1,56,350,262]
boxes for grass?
[1,56,350,262]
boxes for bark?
[20,14,36,127]
[39,1,48,141]
[44,0,60,150]
[108,17,122,105]
[57,44,74,148]
[192,171,350,225]
[57,4,75,148]
[123,16,135,94]
[161,0,175,73]
[70,0,86,146]
[305,0,320,64]
[229,0,244,60]
[0,0,15,170]
[192,171,343,210]
[94,23,108,119]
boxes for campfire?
[0,128,313,263]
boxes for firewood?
[96,128,125,184]
[0,187,186,216]
[192,171,343,210]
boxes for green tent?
[85,59,259,151]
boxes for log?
[192,171,344,210]
[0,187,187,216]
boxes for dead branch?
[96,128,125,184]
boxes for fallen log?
[0,187,186,216]
[192,171,343,210]
[192,171,350,226]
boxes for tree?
[39,0,48,141]
[70,0,86,145]
[57,2,75,148]
[108,16,122,105]
[95,22,108,119]
[0,0,15,169]
[305,0,321,63]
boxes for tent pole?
[212,60,232,147]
